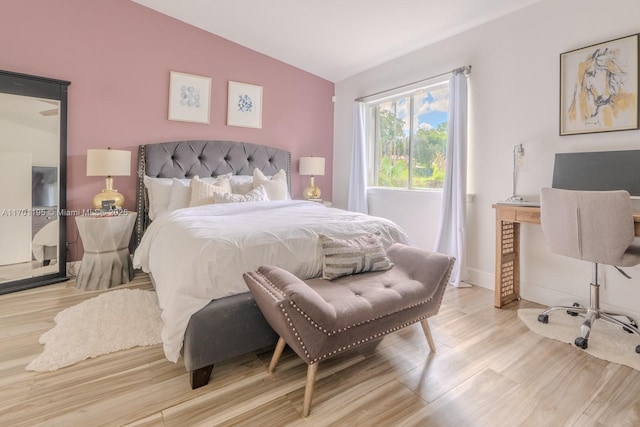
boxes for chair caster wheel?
[567,303,580,317]
[636,345,640,354]
[538,314,549,324]
[575,337,588,349]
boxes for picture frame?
[560,33,639,136]
[101,200,115,211]
[227,81,263,128]
[168,71,211,124]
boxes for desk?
[492,204,640,308]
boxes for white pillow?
[190,175,232,206]
[252,169,288,201]
[143,176,174,220]
[213,185,269,203]
[229,175,254,195]
[167,178,191,211]
[164,174,233,211]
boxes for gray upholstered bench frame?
[244,243,455,416]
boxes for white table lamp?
[299,156,325,200]
[87,148,131,209]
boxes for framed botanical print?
[560,33,639,135]
[168,71,211,124]
[227,81,263,128]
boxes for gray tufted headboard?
[135,140,291,246]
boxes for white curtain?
[347,101,369,214]
[434,71,469,287]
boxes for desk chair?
[537,188,640,353]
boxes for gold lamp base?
[303,186,321,200]
[92,176,124,209]
[303,176,321,200]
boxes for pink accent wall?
[1,0,334,261]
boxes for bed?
[133,140,411,389]
[32,219,57,266]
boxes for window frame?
[365,76,450,191]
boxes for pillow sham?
[189,175,232,207]
[252,169,288,201]
[319,233,393,280]
[212,185,269,204]
[143,176,173,220]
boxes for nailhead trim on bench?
[252,270,450,364]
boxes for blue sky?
[386,82,449,132]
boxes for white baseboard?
[520,280,640,321]
[463,267,494,290]
[463,266,640,320]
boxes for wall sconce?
[299,156,325,200]
[86,148,131,209]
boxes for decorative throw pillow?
[229,175,254,195]
[166,174,232,211]
[319,233,393,280]
[189,175,232,207]
[252,169,288,201]
[143,176,173,220]
[212,185,269,204]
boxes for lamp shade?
[86,149,131,177]
[299,157,325,176]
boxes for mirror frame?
[0,70,70,294]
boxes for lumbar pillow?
[253,169,288,201]
[189,175,232,206]
[213,185,269,204]
[319,233,393,280]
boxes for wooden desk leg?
[494,219,520,308]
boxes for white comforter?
[133,200,411,362]
[32,219,58,263]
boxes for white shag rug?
[26,288,162,372]
[518,308,640,371]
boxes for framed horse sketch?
[560,33,639,135]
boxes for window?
[367,79,449,190]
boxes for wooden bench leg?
[303,363,319,417]
[420,319,436,353]
[269,337,287,374]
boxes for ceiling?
[0,93,59,134]
[131,0,542,82]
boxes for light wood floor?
[1,273,639,426]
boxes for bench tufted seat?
[243,243,455,416]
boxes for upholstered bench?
[243,243,455,416]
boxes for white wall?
[0,118,59,167]
[0,153,32,265]
[334,0,640,318]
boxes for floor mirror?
[0,70,70,294]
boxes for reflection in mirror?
[0,70,69,293]
[0,94,60,283]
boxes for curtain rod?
[355,64,471,102]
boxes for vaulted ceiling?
[131,0,542,82]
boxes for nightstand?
[75,211,137,291]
